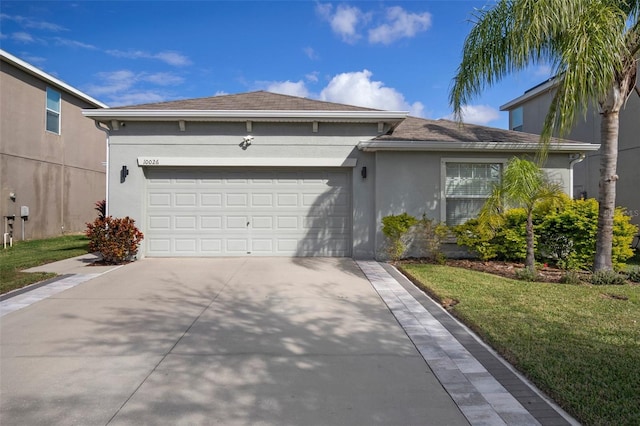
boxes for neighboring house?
[83,91,599,259]
[501,78,640,225]
[0,49,108,242]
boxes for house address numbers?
[137,158,161,166]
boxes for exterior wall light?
[120,165,129,183]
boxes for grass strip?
[400,263,640,426]
[0,234,89,295]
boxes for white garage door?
[145,167,352,256]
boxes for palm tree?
[450,0,639,271]
[480,157,564,272]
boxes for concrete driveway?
[0,257,469,425]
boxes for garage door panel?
[145,167,351,256]
[175,239,197,253]
[175,216,197,230]
[149,216,171,230]
[175,193,197,206]
[149,193,171,207]
[252,216,273,229]
[201,193,222,206]
[200,216,222,229]
[251,193,273,206]
[226,216,249,229]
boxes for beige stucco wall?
[0,59,106,240]
[509,88,640,224]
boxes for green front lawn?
[0,234,89,295]
[401,263,639,426]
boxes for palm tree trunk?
[594,110,619,271]
[526,210,535,271]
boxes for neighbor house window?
[510,107,523,131]
[443,161,503,226]
[46,87,61,134]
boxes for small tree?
[479,157,564,273]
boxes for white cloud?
[86,70,184,100]
[144,72,185,86]
[86,70,137,96]
[11,31,37,43]
[316,3,369,43]
[265,80,310,98]
[110,92,167,107]
[445,105,501,125]
[305,71,319,83]
[84,69,184,105]
[154,51,191,67]
[54,37,97,50]
[303,47,319,60]
[369,7,432,45]
[106,49,191,66]
[0,14,67,32]
[319,69,424,116]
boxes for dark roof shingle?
[377,116,567,144]
[114,91,380,112]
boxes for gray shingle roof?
[114,91,380,112]
[376,116,567,144]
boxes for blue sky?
[1,1,553,129]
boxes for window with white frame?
[443,161,503,226]
[46,87,61,134]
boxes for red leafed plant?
[85,216,144,264]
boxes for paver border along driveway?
[1,257,469,426]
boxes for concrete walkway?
[0,256,577,425]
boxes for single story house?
[83,91,599,259]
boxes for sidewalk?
[0,253,122,317]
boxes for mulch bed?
[403,258,571,283]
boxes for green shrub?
[537,199,637,270]
[452,219,498,260]
[453,198,637,270]
[382,213,417,260]
[626,267,640,283]
[415,215,448,262]
[515,266,538,282]
[452,209,527,262]
[560,270,583,285]
[86,216,144,264]
[494,208,528,261]
[589,270,627,286]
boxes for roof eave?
[500,78,559,111]
[82,109,409,123]
[357,140,601,153]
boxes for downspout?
[569,153,586,199]
[94,121,111,217]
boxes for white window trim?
[46,87,61,135]
[440,157,507,225]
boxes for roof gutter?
[357,140,601,153]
